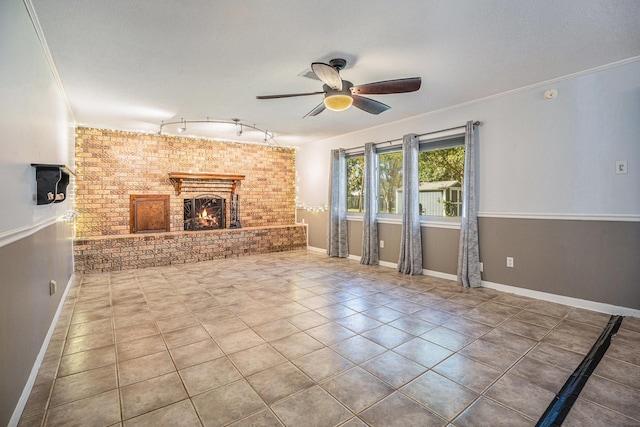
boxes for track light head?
[178,118,187,133]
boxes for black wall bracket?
[31,164,74,205]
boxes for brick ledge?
[74,224,307,274]
[74,224,304,243]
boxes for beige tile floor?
[18,250,640,426]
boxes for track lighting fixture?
[156,118,275,145]
[233,118,243,136]
[178,118,187,133]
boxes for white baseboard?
[343,253,398,270]
[423,269,457,281]
[9,274,75,427]
[379,260,397,270]
[306,245,326,254]
[304,246,639,318]
[481,280,640,318]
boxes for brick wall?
[73,128,306,273]
[75,128,296,237]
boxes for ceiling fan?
[256,58,421,117]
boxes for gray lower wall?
[297,210,460,274]
[296,209,640,311]
[422,226,460,275]
[478,217,640,310]
[0,221,74,425]
[298,210,328,250]
[347,221,363,257]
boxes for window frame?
[418,133,465,226]
[376,146,403,216]
[344,130,466,229]
[345,151,365,217]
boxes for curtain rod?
[343,121,481,153]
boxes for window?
[346,155,364,213]
[378,151,403,214]
[418,137,465,217]
[344,133,465,218]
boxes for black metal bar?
[229,194,242,228]
[536,314,624,427]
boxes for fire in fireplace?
[184,195,225,230]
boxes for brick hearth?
[74,225,307,274]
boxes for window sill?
[346,214,461,229]
[420,217,461,229]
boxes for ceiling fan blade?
[311,62,342,91]
[256,91,324,99]
[303,102,326,118]
[351,77,421,95]
[352,95,390,115]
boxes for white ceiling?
[31,0,640,146]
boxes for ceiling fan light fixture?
[256,59,421,117]
[324,94,353,111]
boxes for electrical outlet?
[49,280,57,295]
[479,262,484,272]
[506,257,514,268]
[380,240,384,248]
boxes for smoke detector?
[544,88,558,100]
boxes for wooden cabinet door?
[130,195,170,233]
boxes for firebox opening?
[184,194,225,230]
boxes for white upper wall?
[296,59,640,218]
[0,0,75,236]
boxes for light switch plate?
[616,160,628,175]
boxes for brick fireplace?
[73,128,306,273]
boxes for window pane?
[378,151,403,214]
[346,156,364,213]
[418,146,465,216]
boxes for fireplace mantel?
[168,172,245,195]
